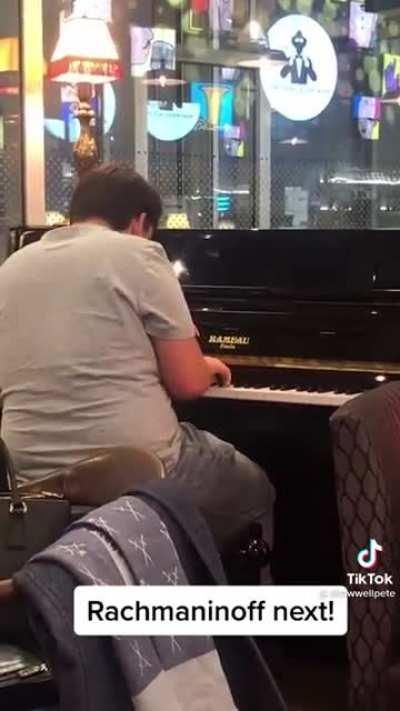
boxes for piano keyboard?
[204,385,359,408]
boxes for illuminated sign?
[131,27,176,77]
[71,0,112,21]
[382,53,400,97]
[260,15,337,122]
[190,82,233,128]
[147,101,200,141]
[353,95,381,120]
[216,195,231,213]
[349,1,377,50]
[358,119,380,140]
[224,124,246,158]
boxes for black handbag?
[0,644,50,687]
[0,438,71,582]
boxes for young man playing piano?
[0,163,275,567]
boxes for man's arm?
[153,337,231,401]
[132,241,231,399]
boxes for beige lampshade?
[48,16,122,84]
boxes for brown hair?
[70,163,162,232]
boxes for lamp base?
[73,83,99,176]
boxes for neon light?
[190,82,233,128]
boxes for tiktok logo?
[357,539,383,570]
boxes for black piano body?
[9,227,400,593]
[156,229,400,601]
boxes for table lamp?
[48,15,122,175]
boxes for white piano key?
[203,386,359,408]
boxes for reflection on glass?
[37,0,400,231]
[172,258,189,279]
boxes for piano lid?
[157,229,400,301]
[9,225,400,370]
[12,226,400,300]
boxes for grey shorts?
[169,422,276,555]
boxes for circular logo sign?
[260,15,338,121]
[147,101,201,141]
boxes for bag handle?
[0,439,27,514]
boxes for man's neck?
[79,218,112,229]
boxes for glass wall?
[36,0,400,229]
[0,0,22,255]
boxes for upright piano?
[158,228,400,593]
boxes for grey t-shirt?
[0,224,195,479]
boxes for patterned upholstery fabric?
[330,383,400,710]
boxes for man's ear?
[128,213,148,238]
